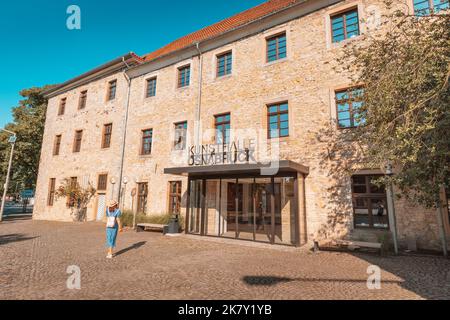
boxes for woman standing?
[105,200,123,259]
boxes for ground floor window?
[168,181,182,215]
[187,175,298,245]
[47,178,56,206]
[67,177,78,208]
[351,175,388,229]
[137,183,148,214]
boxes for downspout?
[195,42,203,146]
[117,57,132,205]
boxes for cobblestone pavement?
[1,219,449,300]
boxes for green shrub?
[120,210,184,230]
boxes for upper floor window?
[102,123,113,149]
[78,90,87,110]
[174,121,188,150]
[107,80,117,101]
[217,51,232,77]
[267,102,289,138]
[58,98,66,116]
[53,135,62,156]
[47,178,56,206]
[97,173,108,191]
[215,113,231,144]
[73,130,83,153]
[414,0,449,15]
[178,65,191,88]
[146,77,157,97]
[141,129,153,155]
[335,87,364,128]
[266,33,287,62]
[331,8,360,43]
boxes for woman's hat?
[109,200,118,207]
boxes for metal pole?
[437,185,448,257]
[386,163,399,255]
[0,135,16,222]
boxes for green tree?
[0,85,52,196]
[337,3,449,208]
[55,178,96,222]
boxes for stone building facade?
[33,0,450,250]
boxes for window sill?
[139,154,153,159]
[264,57,288,67]
[176,86,191,91]
[268,135,290,142]
[214,74,233,82]
[329,34,363,49]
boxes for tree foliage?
[337,3,450,208]
[0,85,52,196]
[55,178,96,222]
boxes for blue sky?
[0,0,266,128]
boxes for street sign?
[21,189,34,198]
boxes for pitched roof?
[143,0,302,62]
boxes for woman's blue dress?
[106,209,121,248]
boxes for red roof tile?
[143,0,302,62]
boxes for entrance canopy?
[164,160,309,178]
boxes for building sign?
[20,189,34,199]
[188,141,256,166]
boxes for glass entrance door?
[186,175,299,245]
[188,180,202,235]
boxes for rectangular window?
[217,51,232,77]
[68,177,78,208]
[414,0,449,15]
[352,175,389,229]
[47,178,56,206]
[335,87,364,128]
[168,181,182,215]
[97,174,108,191]
[141,129,153,155]
[53,135,62,156]
[58,98,66,116]
[78,91,87,110]
[215,113,231,144]
[331,8,360,43]
[174,121,188,150]
[267,102,289,139]
[266,33,287,62]
[102,123,113,149]
[73,130,83,153]
[146,77,157,97]
[137,182,148,214]
[178,65,191,88]
[107,80,117,101]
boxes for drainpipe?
[195,42,203,146]
[117,57,132,206]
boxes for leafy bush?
[121,210,184,230]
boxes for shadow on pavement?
[0,233,39,246]
[115,241,147,257]
[352,252,450,300]
[242,275,402,286]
